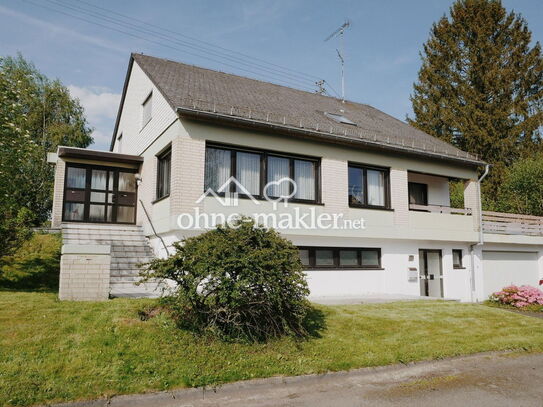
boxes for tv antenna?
[324,20,351,103]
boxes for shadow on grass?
[0,232,61,293]
[138,299,328,343]
[0,257,59,292]
[303,306,327,339]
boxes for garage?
[482,251,540,298]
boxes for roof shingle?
[126,53,482,165]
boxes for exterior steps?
[61,223,162,297]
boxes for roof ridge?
[131,52,373,107]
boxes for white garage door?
[482,251,539,298]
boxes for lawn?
[1,292,543,406]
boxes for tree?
[0,54,93,256]
[140,218,310,342]
[409,0,543,194]
[495,156,543,216]
[0,63,37,257]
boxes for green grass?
[484,300,543,313]
[2,292,543,406]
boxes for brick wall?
[463,179,480,231]
[170,136,206,216]
[390,168,409,225]
[321,158,348,212]
[51,159,66,228]
[137,153,157,225]
[59,245,111,301]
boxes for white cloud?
[68,85,121,151]
[68,85,121,123]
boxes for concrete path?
[54,352,543,407]
[309,293,456,305]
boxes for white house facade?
[50,53,543,302]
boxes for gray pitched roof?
[115,53,482,166]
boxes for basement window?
[299,246,382,270]
[324,112,357,126]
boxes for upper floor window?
[141,92,152,128]
[348,163,389,209]
[408,182,428,206]
[156,147,171,200]
[204,144,320,203]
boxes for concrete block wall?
[59,245,111,301]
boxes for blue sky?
[1,0,541,150]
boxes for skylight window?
[324,112,357,126]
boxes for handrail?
[409,203,472,215]
[482,210,543,236]
[139,199,170,256]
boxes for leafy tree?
[409,0,543,194]
[0,61,38,257]
[495,156,543,216]
[0,54,93,256]
[140,218,310,342]
[449,180,465,208]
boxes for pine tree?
[409,0,543,194]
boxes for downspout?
[469,163,490,302]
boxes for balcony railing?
[482,211,543,236]
[409,204,472,215]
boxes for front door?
[63,164,137,224]
[419,249,443,297]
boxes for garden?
[2,221,543,406]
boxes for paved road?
[57,352,543,407]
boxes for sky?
[1,0,542,151]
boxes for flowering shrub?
[490,285,543,308]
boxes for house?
[50,53,543,301]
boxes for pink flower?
[490,285,543,308]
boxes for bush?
[489,285,543,308]
[141,218,310,341]
[0,233,61,290]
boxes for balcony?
[482,211,543,237]
[409,204,472,216]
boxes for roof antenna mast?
[324,19,351,103]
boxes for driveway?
[55,352,543,407]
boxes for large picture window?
[348,163,389,209]
[63,164,137,224]
[156,147,171,200]
[204,144,320,203]
[298,247,382,269]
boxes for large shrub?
[141,219,310,341]
[495,157,543,216]
[0,232,61,290]
[490,285,543,308]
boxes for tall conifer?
[409,0,543,193]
